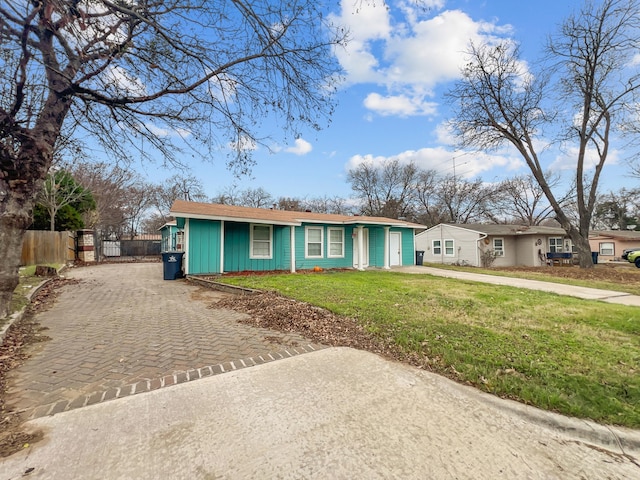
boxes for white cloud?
[550,145,621,171]
[345,146,522,178]
[285,138,313,155]
[329,2,515,118]
[363,92,437,117]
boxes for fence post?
[76,229,95,262]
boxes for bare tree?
[434,174,499,224]
[347,159,419,219]
[240,188,274,209]
[592,188,640,230]
[492,173,565,226]
[0,1,344,317]
[447,0,640,267]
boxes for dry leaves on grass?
[214,291,427,367]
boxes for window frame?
[305,226,324,259]
[599,242,614,256]
[327,227,345,258]
[249,224,273,259]
[432,239,441,255]
[444,239,455,257]
[549,237,564,253]
[492,238,505,257]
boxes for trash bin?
[162,251,184,280]
[591,252,598,265]
[415,250,425,266]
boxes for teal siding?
[400,228,416,265]
[180,215,417,273]
[223,222,290,272]
[188,219,221,274]
[294,224,354,270]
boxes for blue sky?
[144,0,634,202]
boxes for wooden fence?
[21,230,76,266]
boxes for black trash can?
[415,250,425,266]
[162,251,184,280]
[591,252,598,265]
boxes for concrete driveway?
[1,263,639,479]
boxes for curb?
[186,275,261,295]
[0,265,68,344]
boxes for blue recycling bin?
[162,252,184,280]
[591,252,598,264]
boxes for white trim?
[327,227,345,258]
[383,226,391,269]
[492,237,505,257]
[220,220,225,273]
[432,239,442,255]
[250,224,273,259]
[183,219,190,275]
[305,226,324,258]
[444,239,455,257]
[290,226,296,273]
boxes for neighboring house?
[589,230,640,261]
[415,224,571,267]
[169,200,424,275]
[159,221,184,252]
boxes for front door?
[353,228,369,268]
[390,232,401,266]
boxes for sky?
[140,0,636,203]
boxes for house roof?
[589,230,640,240]
[447,223,567,236]
[169,200,425,228]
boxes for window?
[444,239,455,256]
[250,224,272,259]
[599,242,614,256]
[328,228,344,258]
[493,238,504,256]
[432,240,441,255]
[306,226,323,258]
[549,237,563,253]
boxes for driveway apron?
[5,263,323,419]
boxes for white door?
[353,228,369,268]
[390,232,401,266]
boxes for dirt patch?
[0,278,77,458]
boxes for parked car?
[626,250,640,267]
[622,248,640,260]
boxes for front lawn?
[218,270,640,428]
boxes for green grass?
[218,270,640,428]
[423,262,640,295]
[3,264,61,325]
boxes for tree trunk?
[567,226,594,269]
[0,203,32,319]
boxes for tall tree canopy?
[0,0,344,317]
[447,0,640,267]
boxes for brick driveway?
[6,263,323,419]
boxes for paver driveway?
[6,263,323,419]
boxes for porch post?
[357,225,365,271]
[290,225,296,273]
[219,220,225,274]
[183,219,190,275]
[383,226,390,269]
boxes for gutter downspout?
[476,233,488,267]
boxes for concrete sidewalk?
[2,348,639,479]
[397,266,640,306]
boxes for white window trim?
[444,239,455,257]
[327,227,345,258]
[305,226,324,258]
[599,242,614,256]
[549,237,563,253]
[493,238,505,256]
[432,239,442,255]
[250,224,273,259]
